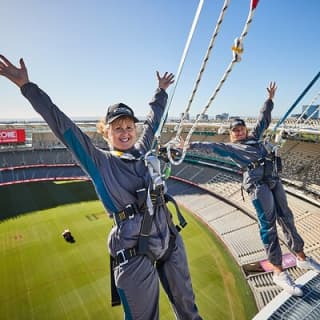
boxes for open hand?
[157,71,174,91]
[267,81,277,100]
[0,55,29,88]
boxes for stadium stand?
[280,141,320,190]
[0,165,87,185]
[0,149,76,167]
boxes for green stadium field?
[0,181,257,319]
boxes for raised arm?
[136,72,174,153]
[0,55,104,177]
[0,55,123,213]
[250,81,277,140]
[0,55,90,148]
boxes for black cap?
[105,103,139,124]
[230,118,246,130]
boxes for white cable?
[154,0,205,144]
[174,0,230,140]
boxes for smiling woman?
[229,119,248,143]
[188,81,320,296]
[0,54,206,320]
[105,117,137,150]
[96,102,139,151]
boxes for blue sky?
[0,0,319,120]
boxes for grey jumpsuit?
[21,83,202,320]
[190,99,304,266]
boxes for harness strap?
[137,185,166,254]
[110,256,121,306]
[110,247,148,307]
[110,232,177,306]
[110,188,187,307]
[112,187,167,226]
[113,203,140,226]
[150,188,166,206]
[113,190,187,230]
[113,247,140,267]
[246,157,265,171]
[240,185,245,202]
[137,207,155,255]
[164,193,187,231]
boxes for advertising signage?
[0,129,26,144]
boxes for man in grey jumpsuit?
[0,55,202,319]
[189,82,320,296]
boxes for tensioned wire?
[167,0,260,165]
[174,0,231,140]
[153,0,205,146]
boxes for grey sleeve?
[190,141,236,158]
[189,141,250,168]
[136,88,168,153]
[20,82,104,175]
[250,99,274,140]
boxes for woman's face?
[230,125,248,142]
[106,117,137,151]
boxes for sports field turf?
[0,181,257,319]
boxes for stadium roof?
[253,271,320,319]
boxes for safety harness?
[109,150,187,306]
[245,157,266,171]
[239,139,283,201]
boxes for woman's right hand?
[0,55,29,88]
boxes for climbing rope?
[153,0,205,149]
[167,0,260,165]
[174,0,231,140]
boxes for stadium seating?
[279,140,320,194]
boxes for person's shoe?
[273,271,303,296]
[296,256,320,272]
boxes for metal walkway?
[253,271,320,320]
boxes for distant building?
[215,113,229,121]
[302,104,319,119]
[180,112,190,121]
[196,113,209,121]
[229,116,241,120]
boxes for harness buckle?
[247,158,265,171]
[116,249,129,267]
[125,204,135,219]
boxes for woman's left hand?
[267,81,277,100]
[157,71,174,91]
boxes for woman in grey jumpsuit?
[0,55,202,320]
[188,82,320,296]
